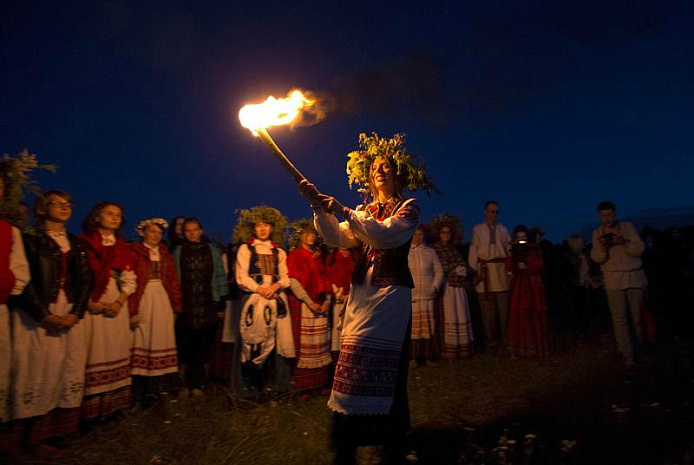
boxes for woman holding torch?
[300,133,437,465]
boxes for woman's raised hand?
[318,194,347,217]
[298,180,322,209]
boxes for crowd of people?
[1,138,692,463]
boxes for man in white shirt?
[468,201,511,347]
[590,201,646,366]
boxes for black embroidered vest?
[351,198,415,288]
[247,242,279,286]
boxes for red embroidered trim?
[131,352,178,370]
[331,343,401,397]
[84,364,131,388]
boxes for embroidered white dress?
[440,276,473,354]
[315,198,419,415]
[83,235,136,396]
[0,225,30,423]
[131,245,178,377]
[235,240,294,363]
[408,244,443,340]
[10,232,88,420]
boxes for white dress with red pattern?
[315,198,419,415]
[131,246,178,377]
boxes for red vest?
[0,220,17,304]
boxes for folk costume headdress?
[346,132,439,201]
[232,205,288,245]
[288,218,318,250]
[431,213,465,246]
[135,217,169,235]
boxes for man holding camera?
[590,201,647,366]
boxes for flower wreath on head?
[345,132,440,200]
[135,217,169,235]
[430,213,465,246]
[288,218,320,250]
[232,205,288,245]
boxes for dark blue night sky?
[2,0,692,242]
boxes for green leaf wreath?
[430,212,465,246]
[0,149,57,224]
[232,205,288,245]
[345,132,440,199]
[288,218,318,250]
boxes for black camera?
[600,232,615,247]
[510,239,529,256]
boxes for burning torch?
[238,90,322,202]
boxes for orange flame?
[238,90,314,134]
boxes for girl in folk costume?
[287,219,333,399]
[300,132,437,464]
[172,218,228,398]
[506,225,550,359]
[233,206,294,396]
[0,174,31,449]
[129,218,182,406]
[80,201,137,421]
[322,246,358,361]
[408,224,444,367]
[6,191,92,457]
[432,213,474,359]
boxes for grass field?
[12,336,694,465]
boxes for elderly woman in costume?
[80,201,137,422]
[408,224,444,367]
[129,218,182,406]
[432,213,474,359]
[233,206,294,397]
[505,225,550,359]
[300,133,436,464]
[287,219,332,399]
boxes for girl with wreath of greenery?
[286,218,333,399]
[232,206,294,397]
[298,132,436,464]
[431,212,475,360]
[429,213,465,248]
